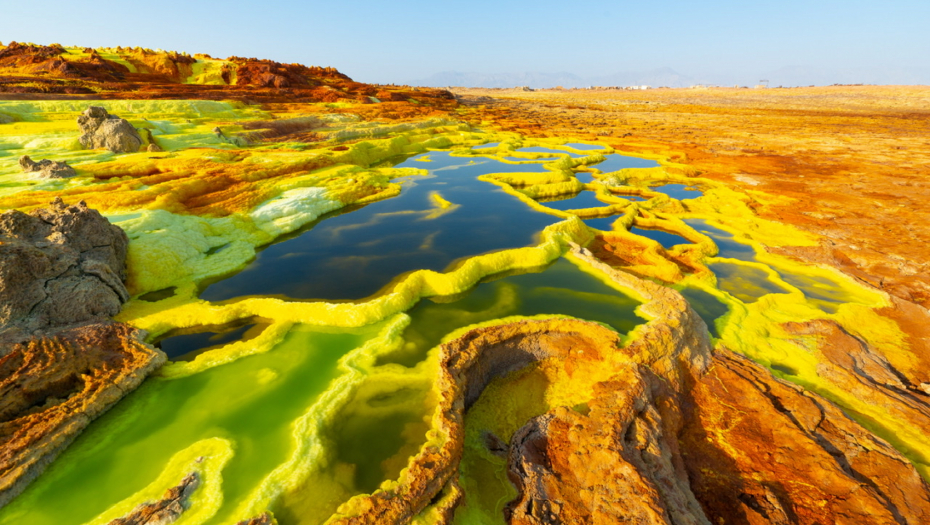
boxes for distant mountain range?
[411,66,930,89]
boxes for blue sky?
[2,0,928,85]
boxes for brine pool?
[0,143,883,524]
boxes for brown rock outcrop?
[0,322,166,508]
[236,512,277,525]
[18,155,76,179]
[77,106,143,153]
[0,197,129,345]
[107,473,199,525]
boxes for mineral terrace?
[0,41,928,525]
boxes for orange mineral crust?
[0,322,165,508]
[454,86,930,307]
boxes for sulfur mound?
[0,322,165,508]
[0,197,129,345]
[18,155,76,179]
[77,106,143,153]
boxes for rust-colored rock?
[0,322,166,508]
[683,349,930,525]
[107,473,199,525]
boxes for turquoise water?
[685,219,867,313]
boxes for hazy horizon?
[2,0,928,87]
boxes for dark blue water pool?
[651,184,703,200]
[630,227,690,249]
[564,143,607,151]
[683,219,756,260]
[537,190,609,211]
[593,155,660,173]
[518,146,586,158]
[583,215,620,231]
[199,152,561,302]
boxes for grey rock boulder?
[19,155,77,179]
[77,106,143,153]
[0,197,130,345]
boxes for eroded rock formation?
[107,473,199,525]
[77,106,143,153]
[0,322,165,508]
[326,247,930,525]
[0,197,129,345]
[18,155,76,179]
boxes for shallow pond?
[563,142,606,151]
[537,190,609,211]
[678,287,730,338]
[2,258,642,525]
[592,154,659,173]
[200,152,559,302]
[651,183,703,200]
[709,262,790,303]
[385,257,645,367]
[630,227,690,249]
[517,146,585,158]
[684,219,756,260]
[583,215,621,231]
